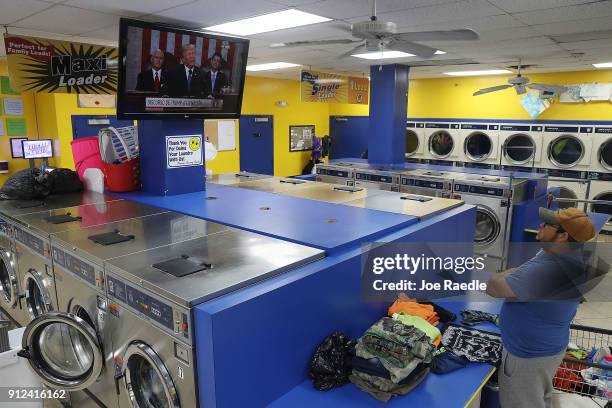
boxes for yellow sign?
[3,35,118,94]
[301,70,368,104]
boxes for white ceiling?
[2,0,612,79]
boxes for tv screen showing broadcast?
[117,18,250,119]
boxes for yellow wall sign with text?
[3,35,118,94]
[301,70,368,104]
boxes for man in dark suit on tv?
[203,52,228,96]
[167,44,205,97]
[135,49,167,93]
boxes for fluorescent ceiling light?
[246,62,300,71]
[351,51,415,60]
[444,69,512,76]
[204,9,331,36]
[434,50,446,55]
[593,62,612,68]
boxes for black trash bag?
[0,168,50,200]
[42,168,83,195]
[309,332,357,391]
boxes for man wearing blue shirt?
[486,207,595,408]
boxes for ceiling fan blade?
[473,84,513,96]
[395,29,480,42]
[388,39,437,58]
[328,21,354,34]
[340,42,368,58]
[270,39,358,48]
[527,83,567,93]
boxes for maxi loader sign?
[3,35,118,94]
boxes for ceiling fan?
[473,60,567,96]
[269,0,480,59]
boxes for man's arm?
[486,269,517,298]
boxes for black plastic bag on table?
[0,168,50,200]
[309,332,357,391]
[42,168,83,195]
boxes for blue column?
[138,120,206,195]
[367,64,409,165]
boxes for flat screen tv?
[117,18,250,119]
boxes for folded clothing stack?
[349,317,435,402]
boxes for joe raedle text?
[372,279,487,292]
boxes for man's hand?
[486,269,517,299]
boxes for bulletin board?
[289,125,314,152]
[204,120,237,151]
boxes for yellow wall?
[0,58,41,183]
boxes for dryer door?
[590,191,612,223]
[503,133,535,164]
[0,249,18,309]
[548,134,585,168]
[598,138,612,171]
[122,341,180,408]
[19,312,104,390]
[429,130,454,159]
[464,132,492,161]
[474,206,501,248]
[406,129,420,157]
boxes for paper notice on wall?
[0,119,4,136]
[579,83,612,101]
[559,85,582,103]
[217,120,236,151]
[520,91,550,118]
[166,135,203,169]
[3,97,24,115]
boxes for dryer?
[499,124,543,169]
[546,173,590,211]
[459,123,500,166]
[587,176,612,234]
[591,126,612,174]
[542,125,593,171]
[19,212,227,407]
[104,226,323,408]
[423,123,461,165]
[452,174,528,273]
[406,122,426,162]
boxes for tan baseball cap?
[539,207,595,242]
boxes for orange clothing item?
[388,294,437,321]
[433,335,441,347]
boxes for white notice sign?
[3,97,24,116]
[166,135,203,169]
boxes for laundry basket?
[71,136,105,180]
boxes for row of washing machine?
[315,163,530,272]
[0,190,322,408]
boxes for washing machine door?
[23,269,54,318]
[504,133,535,164]
[429,130,454,158]
[598,138,612,171]
[590,191,612,222]
[0,250,18,309]
[548,134,584,168]
[123,341,180,408]
[464,132,492,161]
[474,206,501,247]
[19,312,104,390]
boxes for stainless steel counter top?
[206,172,272,185]
[236,177,315,193]
[280,183,387,204]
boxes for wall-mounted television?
[117,18,250,120]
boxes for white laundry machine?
[315,162,361,186]
[542,125,593,171]
[423,123,461,165]
[452,174,528,273]
[591,126,612,174]
[587,177,612,234]
[406,122,426,162]
[499,124,544,169]
[0,219,22,327]
[459,123,500,167]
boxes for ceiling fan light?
[204,9,331,36]
[593,62,612,68]
[351,51,415,60]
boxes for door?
[329,116,368,160]
[239,115,274,175]
[474,205,501,248]
[22,268,54,319]
[19,312,104,390]
[0,249,18,310]
[72,115,133,139]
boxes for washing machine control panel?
[13,225,49,258]
[51,245,104,292]
[401,177,449,190]
[316,167,353,179]
[453,183,506,197]
[355,172,395,184]
[107,273,192,345]
[0,217,13,238]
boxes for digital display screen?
[317,168,350,178]
[454,184,504,196]
[10,138,28,158]
[356,173,393,183]
[22,139,53,159]
[118,18,250,119]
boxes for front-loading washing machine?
[0,217,22,326]
[406,122,426,162]
[452,174,528,273]
[591,126,612,174]
[104,225,324,408]
[542,125,593,172]
[399,169,455,198]
[499,124,544,169]
[315,162,360,186]
[458,123,499,167]
[22,211,228,407]
[423,123,461,165]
